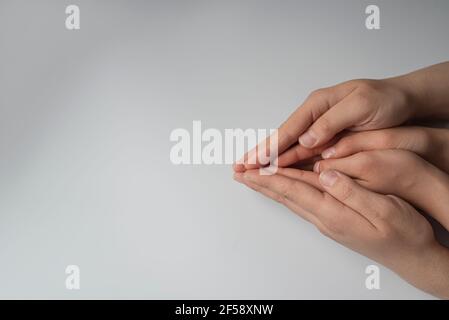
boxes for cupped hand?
[234,62,449,172]
[234,78,413,171]
[234,169,449,299]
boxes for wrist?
[383,76,420,121]
[419,243,449,299]
[395,242,449,299]
[389,62,449,120]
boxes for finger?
[275,167,324,191]
[313,153,363,177]
[234,172,282,201]
[320,127,428,160]
[243,170,374,237]
[242,170,325,213]
[241,84,355,170]
[321,127,431,159]
[233,163,246,172]
[240,103,323,170]
[288,156,321,171]
[275,141,333,168]
[320,131,385,160]
[233,172,321,225]
[298,94,370,149]
[242,169,354,225]
[319,169,389,226]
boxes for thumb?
[298,96,367,148]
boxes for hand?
[234,78,411,171]
[275,126,449,174]
[234,169,449,299]
[234,61,449,172]
[315,149,449,231]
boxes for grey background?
[0,0,448,299]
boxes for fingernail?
[298,130,317,148]
[313,161,320,173]
[321,147,336,159]
[319,170,338,187]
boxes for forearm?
[429,246,449,300]
[410,243,449,300]
[388,62,449,120]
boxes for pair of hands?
[233,62,449,298]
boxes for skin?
[315,149,449,231]
[234,169,449,299]
[319,127,449,174]
[275,126,449,175]
[234,61,449,171]
[232,62,449,298]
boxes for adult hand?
[235,78,412,171]
[234,61,449,172]
[234,169,449,299]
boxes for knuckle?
[355,79,378,93]
[377,223,396,240]
[315,117,333,135]
[390,151,422,188]
[353,81,379,108]
[282,126,297,145]
[337,182,355,203]
[319,194,347,237]
[372,198,396,221]
[354,152,375,175]
[375,196,402,237]
[316,224,333,238]
[354,90,372,108]
[321,216,346,238]
[308,88,327,100]
[385,194,406,211]
[335,136,352,153]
